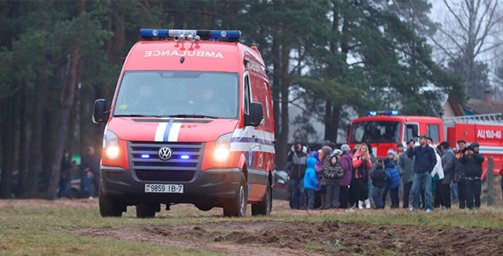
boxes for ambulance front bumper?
[100,166,241,206]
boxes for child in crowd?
[304,157,319,209]
[322,150,344,209]
[371,160,387,209]
[385,151,401,208]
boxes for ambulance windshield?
[351,121,401,144]
[113,71,239,119]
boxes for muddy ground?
[3,199,503,255]
[73,219,503,256]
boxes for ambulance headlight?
[214,133,232,162]
[103,130,120,160]
[106,146,120,160]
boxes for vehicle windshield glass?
[351,121,401,143]
[113,71,239,119]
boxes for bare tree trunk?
[26,80,45,198]
[17,84,29,197]
[271,35,281,165]
[46,0,85,199]
[277,40,290,169]
[0,98,14,198]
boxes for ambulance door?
[247,72,269,202]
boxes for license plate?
[145,184,184,193]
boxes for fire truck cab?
[349,111,444,157]
[92,29,275,218]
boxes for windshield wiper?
[168,114,219,119]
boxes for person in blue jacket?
[384,153,401,209]
[304,157,319,209]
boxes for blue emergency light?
[368,110,399,116]
[180,155,190,160]
[139,29,241,41]
[141,154,150,159]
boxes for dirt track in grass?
[72,219,503,255]
[2,199,503,255]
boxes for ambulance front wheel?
[99,186,124,217]
[223,175,247,217]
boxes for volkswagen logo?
[158,147,173,161]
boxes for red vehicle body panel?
[447,123,503,177]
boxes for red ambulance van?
[92,29,275,218]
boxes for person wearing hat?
[287,142,308,210]
[321,149,344,209]
[339,144,353,210]
[460,142,484,209]
[407,135,437,212]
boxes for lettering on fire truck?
[477,129,502,140]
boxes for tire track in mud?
[70,220,503,255]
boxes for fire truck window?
[351,121,400,144]
[405,124,419,142]
[427,124,440,142]
[113,71,239,119]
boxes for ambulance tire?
[136,203,159,218]
[252,178,272,216]
[223,175,248,217]
[99,187,123,217]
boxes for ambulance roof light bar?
[368,110,399,116]
[139,29,241,42]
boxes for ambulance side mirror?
[92,99,108,124]
[246,102,264,127]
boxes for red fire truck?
[348,111,503,178]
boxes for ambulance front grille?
[128,142,203,182]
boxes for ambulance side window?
[405,123,419,142]
[427,124,440,142]
[244,76,251,115]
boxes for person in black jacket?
[455,140,468,208]
[287,143,308,209]
[407,135,437,212]
[371,160,387,209]
[460,143,484,209]
[81,146,100,199]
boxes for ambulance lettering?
[144,50,224,59]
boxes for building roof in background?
[464,98,503,115]
[447,97,465,116]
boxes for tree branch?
[443,0,469,33]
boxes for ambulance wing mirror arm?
[92,99,109,124]
[245,102,264,127]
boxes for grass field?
[0,199,502,255]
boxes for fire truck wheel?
[252,177,272,216]
[99,188,123,217]
[136,203,159,218]
[223,175,248,217]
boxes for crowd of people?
[287,136,486,212]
